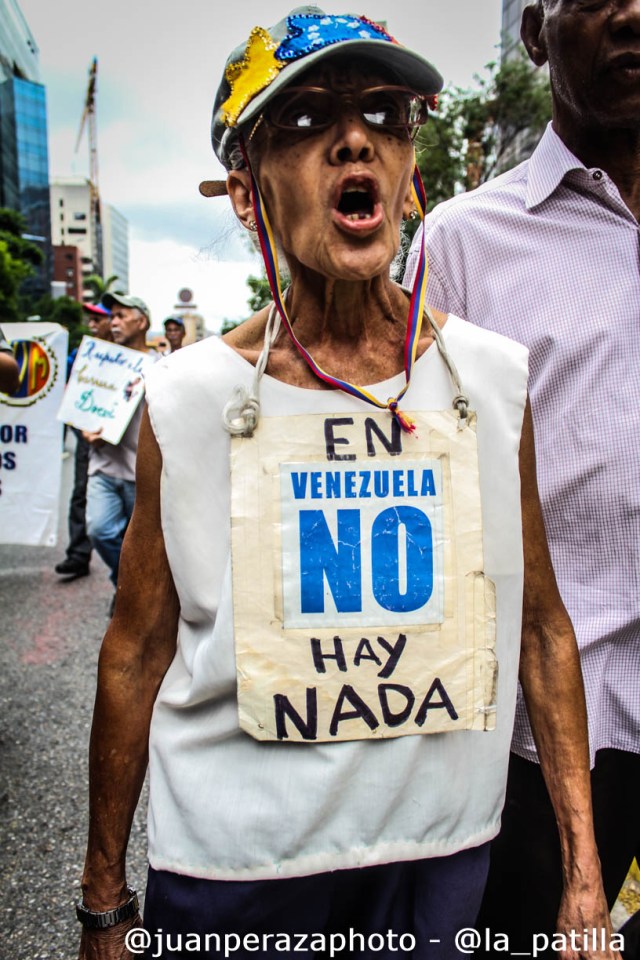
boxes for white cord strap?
[421,305,469,428]
[223,297,469,434]
[222,302,282,437]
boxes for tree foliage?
[0,209,43,322]
[84,273,123,303]
[0,208,43,268]
[219,271,282,335]
[246,273,274,314]
[219,316,240,335]
[415,54,551,213]
[0,208,92,349]
[29,295,87,351]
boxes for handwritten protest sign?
[231,410,496,744]
[57,336,155,444]
[0,323,67,546]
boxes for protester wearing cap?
[54,303,114,581]
[101,292,151,330]
[83,301,112,342]
[81,292,157,608]
[83,302,110,315]
[77,9,613,960]
[163,314,186,353]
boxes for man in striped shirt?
[405,0,640,953]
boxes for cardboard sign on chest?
[230,409,496,743]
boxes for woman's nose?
[329,109,375,164]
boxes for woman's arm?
[78,407,180,959]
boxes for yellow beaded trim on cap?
[221,27,284,127]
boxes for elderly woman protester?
[76,8,616,960]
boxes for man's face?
[164,321,185,351]
[531,0,640,131]
[110,306,148,347]
[86,313,112,341]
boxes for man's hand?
[78,912,142,960]
[556,873,622,960]
[82,428,105,449]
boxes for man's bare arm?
[78,407,179,954]
[0,351,19,394]
[518,399,618,958]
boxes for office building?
[50,177,99,289]
[0,0,52,297]
[501,0,528,60]
[52,244,83,300]
[102,203,129,293]
[50,180,129,300]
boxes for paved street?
[0,437,148,959]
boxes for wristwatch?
[75,886,139,930]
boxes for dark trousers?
[65,430,92,565]
[144,844,490,959]
[476,749,640,958]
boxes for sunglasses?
[260,85,430,139]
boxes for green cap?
[102,293,151,323]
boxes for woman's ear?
[402,188,417,222]
[226,169,255,230]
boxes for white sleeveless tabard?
[144,315,528,881]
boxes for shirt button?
[592,170,603,181]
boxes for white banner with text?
[0,323,68,546]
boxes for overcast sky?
[20,0,503,333]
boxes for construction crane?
[75,57,102,276]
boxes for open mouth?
[607,51,640,76]
[336,179,377,221]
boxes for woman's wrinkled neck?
[285,267,407,348]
